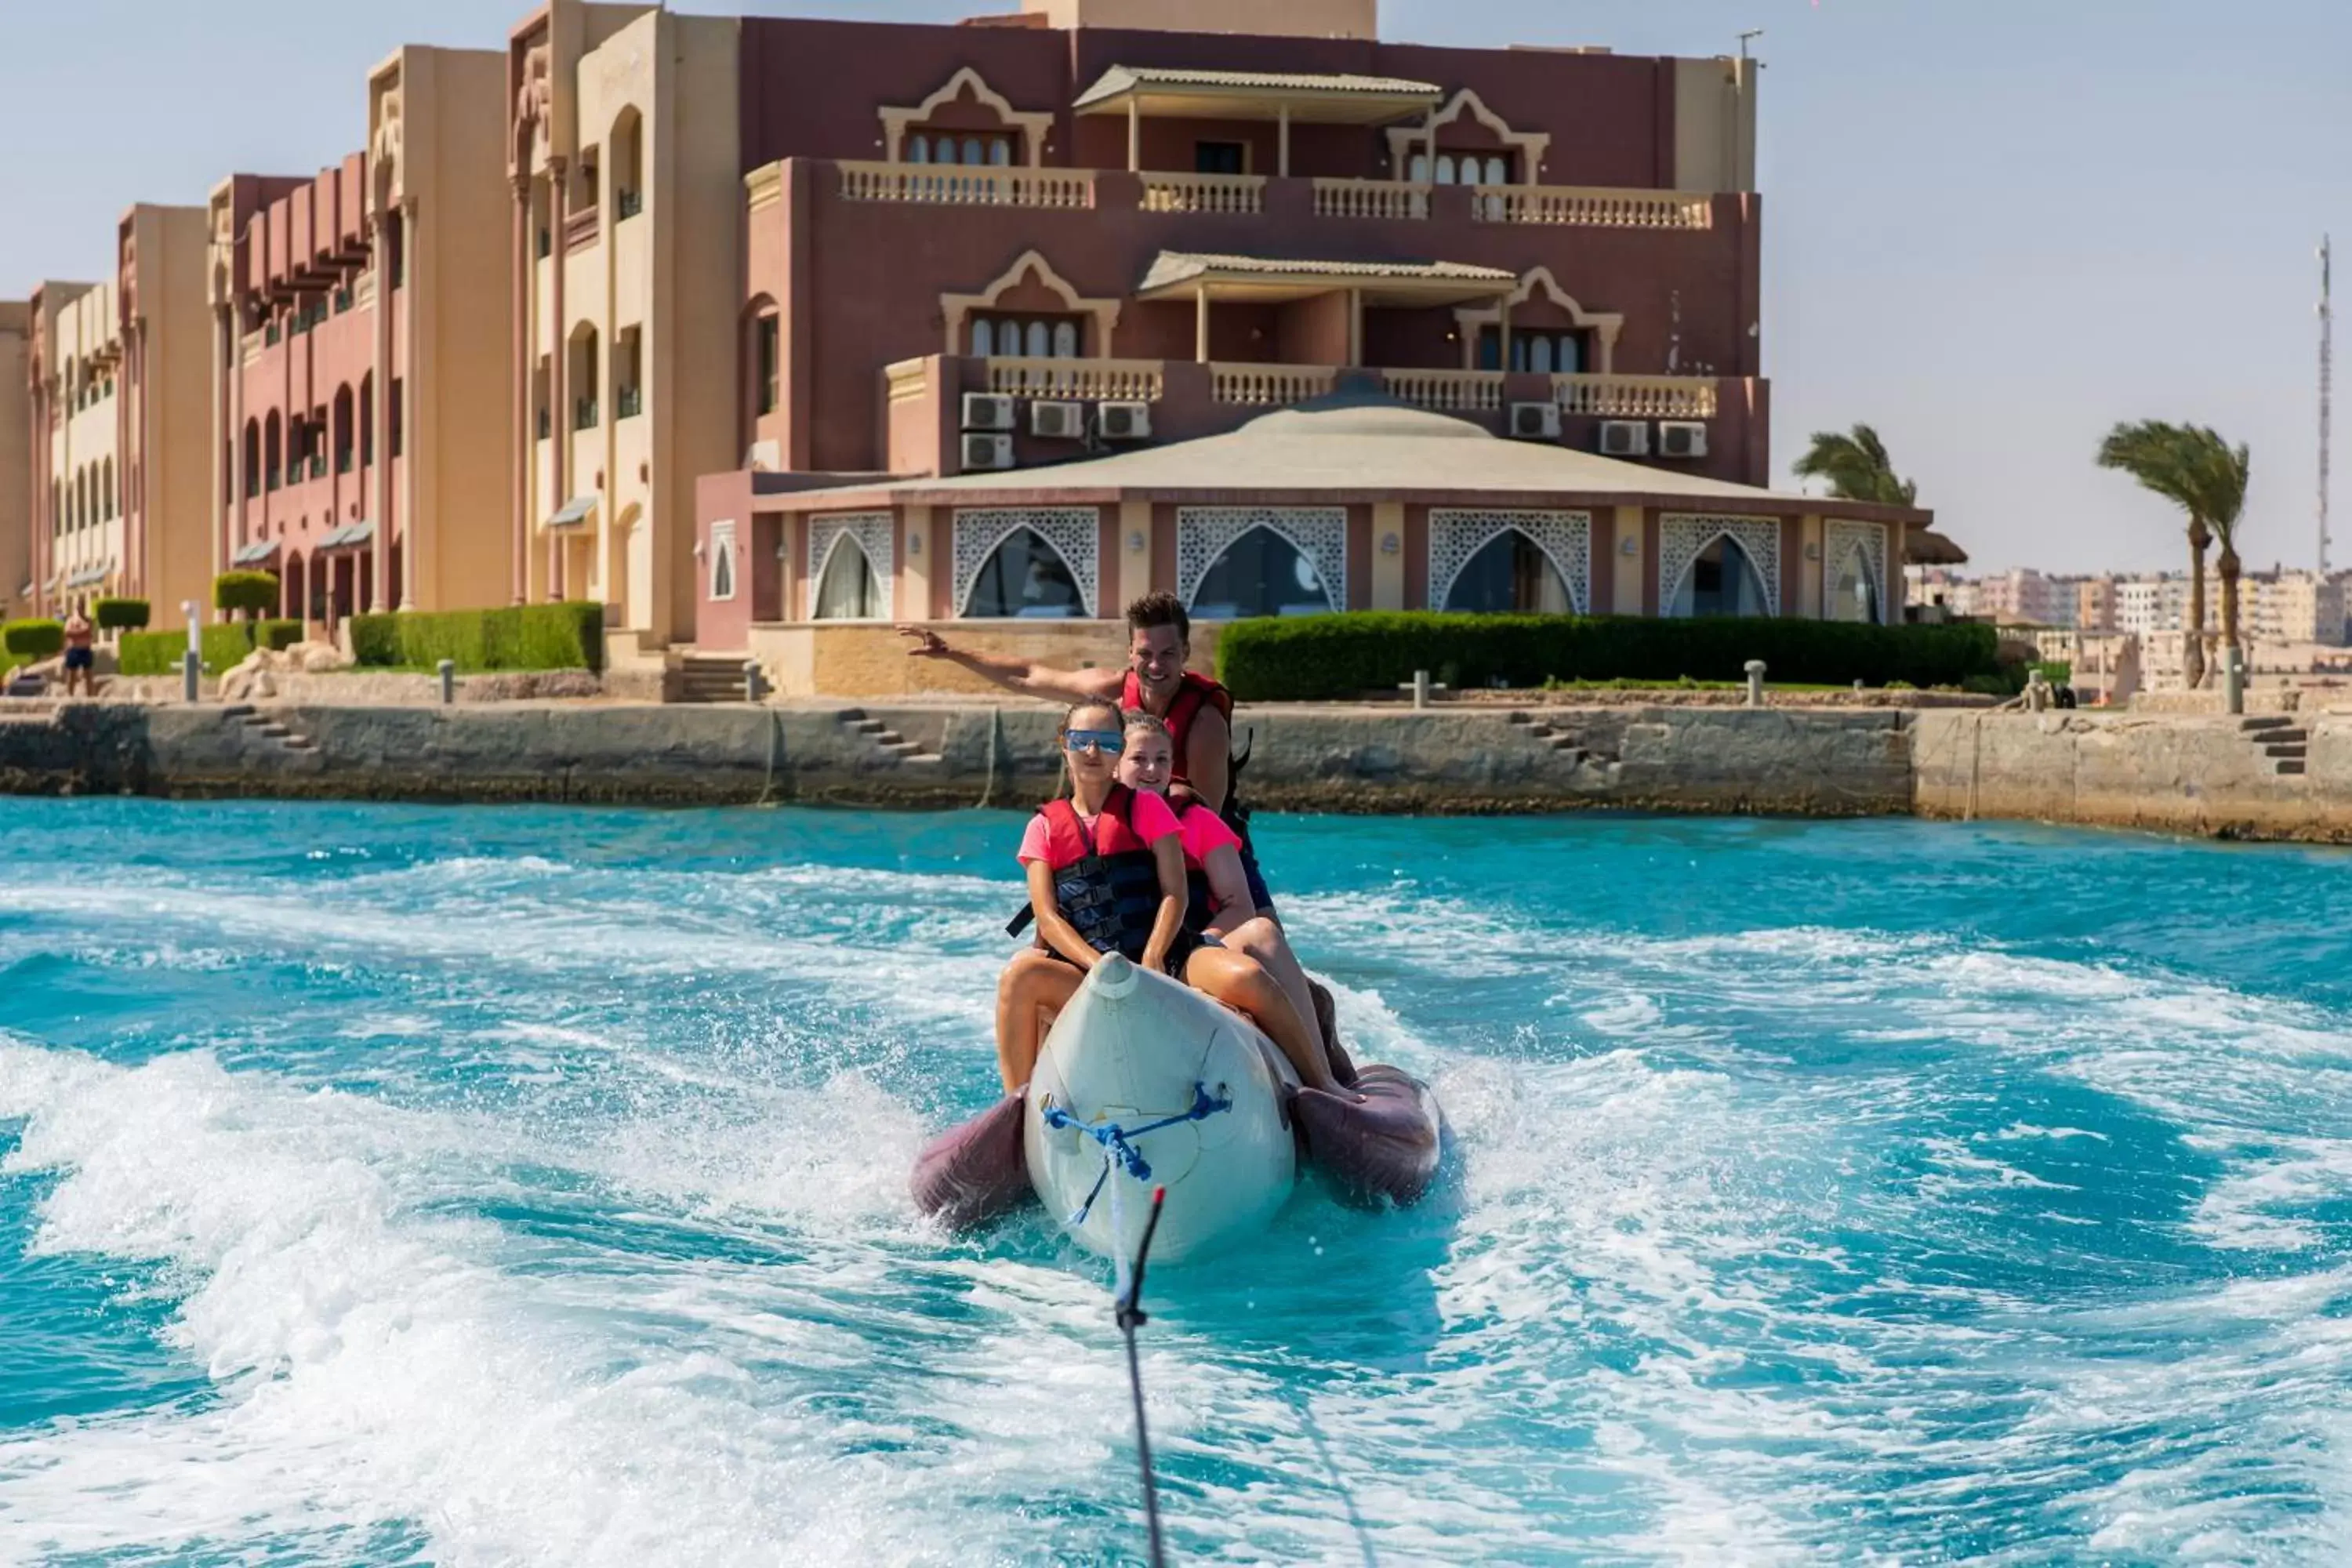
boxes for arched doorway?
[963,527,1083,618]
[811,534,887,620]
[1668,535,1770,618]
[1187,525,1335,620]
[1443,529,1577,615]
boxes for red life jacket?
[1120,670,1234,790]
[1010,785,1167,957]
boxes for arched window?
[933,136,959,165]
[964,528,1083,619]
[1188,527,1335,620]
[709,523,736,602]
[612,107,644,219]
[1434,154,1457,185]
[989,139,1011,166]
[1444,530,1573,615]
[103,457,115,521]
[1830,545,1882,624]
[971,318,994,358]
[265,412,282,492]
[1409,153,1429,183]
[1529,337,1553,373]
[1023,321,1049,358]
[360,376,374,466]
[332,385,355,474]
[1669,535,1769,618]
[569,324,600,429]
[811,535,887,619]
[908,137,931,165]
[1483,156,1510,186]
[1051,321,1078,358]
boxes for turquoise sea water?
[3,799,2352,1564]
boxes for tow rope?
[1041,1082,1232,1225]
[1116,1183,1170,1568]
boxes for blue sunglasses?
[1065,729,1126,755]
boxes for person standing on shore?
[898,593,1269,912]
[60,606,95,699]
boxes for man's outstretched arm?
[897,626,1123,704]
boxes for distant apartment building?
[1959,568,2078,628]
[211,49,514,627]
[27,204,214,629]
[2074,575,2115,633]
[0,303,27,620]
[2243,570,2350,646]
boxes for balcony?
[617,385,643,419]
[307,454,328,481]
[1140,172,1262,216]
[574,397,599,432]
[1312,179,1428,221]
[986,357,1166,401]
[563,207,601,253]
[838,161,1094,210]
[616,188,643,221]
[1473,186,1713,230]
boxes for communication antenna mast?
[2323,235,2334,575]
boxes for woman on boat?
[993,699,1340,1097]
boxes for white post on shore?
[1744,659,1767,708]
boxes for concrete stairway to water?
[1506,710,1622,780]
[220,704,318,755]
[834,707,943,766]
[2240,715,2310,776]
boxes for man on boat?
[898,593,1270,913]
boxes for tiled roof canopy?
[1074,65,1444,122]
[1137,251,1517,305]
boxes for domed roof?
[1239,394,1494,441]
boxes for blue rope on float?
[1044,1083,1232,1225]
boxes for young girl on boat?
[993,699,1339,1096]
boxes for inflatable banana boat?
[912,955,1442,1259]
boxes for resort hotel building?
[6,0,1940,681]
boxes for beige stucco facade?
[32,281,124,612]
[0,303,27,619]
[513,0,743,652]
[120,203,216,630]
[372,44,521,612]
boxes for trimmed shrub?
[1215,613,2002,702]
[93,597,151,631]
[214,570,281,618]
[118,630,191,677]
[350,602,605,674]
[3,619,65,661]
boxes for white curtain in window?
[989,139,1011,165]
[1052,321,1078,358]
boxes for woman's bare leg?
[1183,946,1343,1094]
[994,950,1079,1094]
[1218,916,1322,1050]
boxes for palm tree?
[2096,422,2250,688]
[1794,424,1918,506]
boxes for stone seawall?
[7,701,2351,841]
[1911,710,2352,842]
[0,701,1912,817]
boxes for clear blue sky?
[6,0,2347,575]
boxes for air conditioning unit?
[1098,401,1152,441]
[962,432,1016,471]
[1657,420,1709,460]
[1031,401,1086,440]
[1508,401,1561,440]
[961,393,1017,432]
[1599,419,1650,458]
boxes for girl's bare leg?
[1183,946,1343,1094]
[1218,916,1323,1050]
[994,950,1079,1093]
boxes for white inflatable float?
[1025,953,1300,1263]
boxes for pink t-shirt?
[1176,804,1240,869]
[1018,789,1182,867]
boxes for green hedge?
[350,602,604,674]
[214,571,281,617]
[3,619,64,661]
[122,620,303,676]
[93,597,151,631]
[1215,614,2002,702]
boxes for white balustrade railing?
[1384,368,1505,412]
[985,358,1166,402]
[1140,172,1265,215]
[1475,184,1714,230]
[1210,363,1337,405]
[1312,179,1429,220]
[1552,374,1719,419]
[837,162,1094,209]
